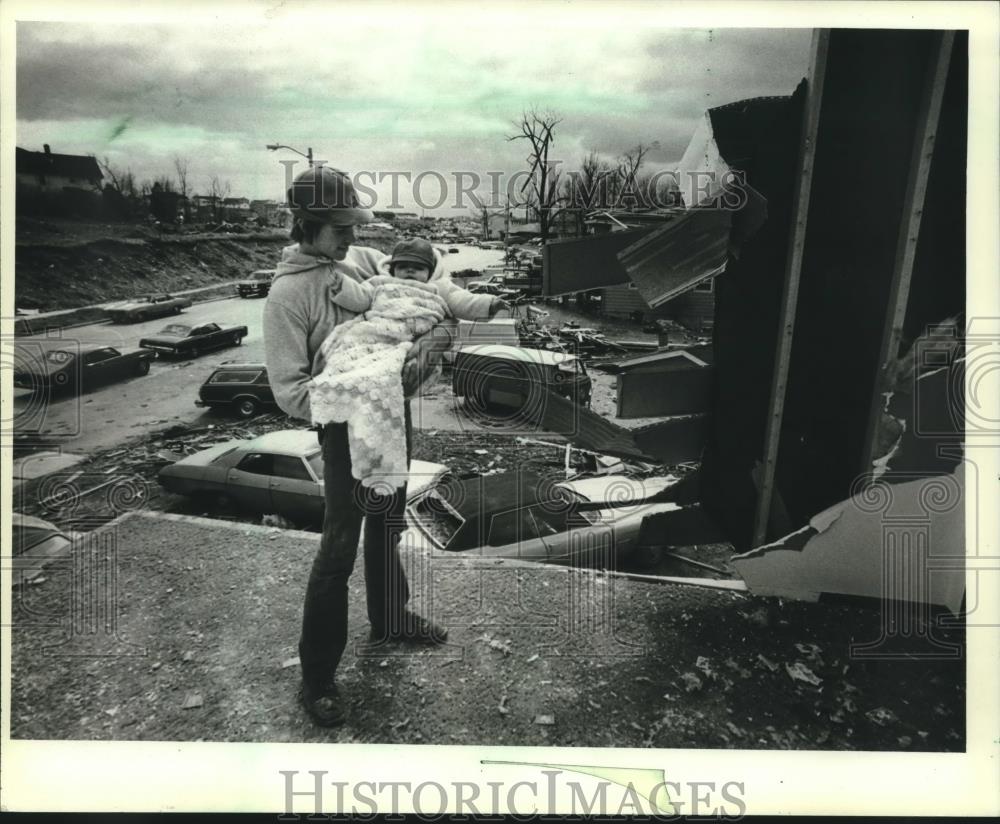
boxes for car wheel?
[232,334,243,346]
[134,359,150,376]
[234,397,259,419]
[216,492,234,510]
[188,346,199,358]
[173,306,182,315]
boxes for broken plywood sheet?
[732,467,965,614]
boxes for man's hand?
[489,297,510,317]
[402,319,457,396]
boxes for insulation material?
[732,466,965,614]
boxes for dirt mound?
[14,221,398,312]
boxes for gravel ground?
[9,306,965,750]
[9,512,964,748]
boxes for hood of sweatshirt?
[273,245,332,280]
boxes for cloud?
[16,20,811,204]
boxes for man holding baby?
[264,165,490,727]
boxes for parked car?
[139,322,248,358]
[236,270,275,298]
[105,293,192,323]
[11,512,74,584]
[195,363,276,419]
[407,470,679,564]
[452,343,591,412]
[158,429,447,523]
[12,343,155,393]
[468,281,521,299]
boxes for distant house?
[600,278,716,330]
[16,145,103,192]
[191,195,219,222]
[222,197,252,222]
[250,199,286,226]
[16,145,104,217]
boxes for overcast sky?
[17,12,811,213]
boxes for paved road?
[13,245,507,457]
[13,293,270,455]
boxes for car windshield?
[45,350,74,365]
[160,324,190,336]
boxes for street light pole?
[266,143,314,168]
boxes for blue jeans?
[299,403,412,695]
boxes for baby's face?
[394,263,431,282]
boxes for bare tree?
[173,155,190,220]
[207,175,231,221]
[614,143,652,210]
[563,150,615,235]
[507,107,564,241]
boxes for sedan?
[13,343,155,393]
[158,429,448,524]
[105,293,192,323]
[407,470,679,566]
[139,322,248,358]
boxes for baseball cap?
[287,165,374,226]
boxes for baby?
[308,239,504,488]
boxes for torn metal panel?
[617,358,713,418]
[617,207,732,309]
[541,227,652,296]
[732,467,965,614]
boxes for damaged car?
[407,470,679,565]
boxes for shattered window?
[413,492,464,548]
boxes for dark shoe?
[374,611,448,645]
[300,684,346,727]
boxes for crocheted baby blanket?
[309,275,449,490]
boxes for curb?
[13,281,250,337]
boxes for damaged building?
[537,28,968,617]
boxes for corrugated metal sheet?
[542,227,653,296]
[618,207,732,308]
